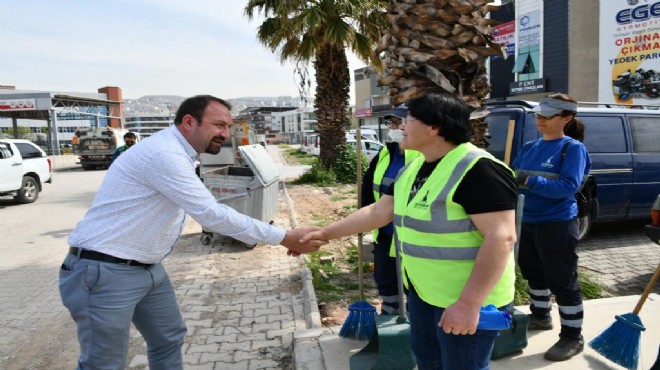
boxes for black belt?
[69,247,152,267]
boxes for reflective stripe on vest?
[392,149,480,238]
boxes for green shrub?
[293,143,368,186]
[293,160,336,186]
[333,144,369,184]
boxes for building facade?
[0,86,123,152]
[353,66,393,142]
[489,0,617,104]
[355,1,658,111]
[124,114,173,138]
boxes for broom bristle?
[339,301,377,340]
[588,313,646,370]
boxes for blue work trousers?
[408,290,499,370]
[59,252,187,370]
[517,219,583,339]
[372,240,398,297]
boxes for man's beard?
[205,138,224,155]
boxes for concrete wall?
[568,0,600,102]
[50,154,80,171]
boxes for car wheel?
[577,212,592,241]
[15,176,39,204]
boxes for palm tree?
[245,0,387,168]
[376,0,504,148]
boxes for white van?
[346,139,384,161]
[347,129,379,142]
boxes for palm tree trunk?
[379,0,504,148]
[314,43,350,168]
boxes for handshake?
[280,226,329,257]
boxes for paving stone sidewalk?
[126,189,308,370]
[578,221,660,296]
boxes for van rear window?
[630,117,660,153]
[579,116,627,153]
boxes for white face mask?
[388,129,403,143]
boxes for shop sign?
[355,108,372,118]
[492,21,516,59]
[0,98,37,111]
[509,78,546,95]
[599,0,660,104]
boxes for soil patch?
[284,183,383,326]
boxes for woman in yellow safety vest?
[302,93,518,370]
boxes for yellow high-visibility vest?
[393,142,515,308]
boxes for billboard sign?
[599,0,660,104]
[0,98,36,111]
[355,108,372,118]
[492,21,516,59]
[518,11,541,49]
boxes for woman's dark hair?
[406,93,471,144]
[548,93,585,142]
[174,95,232,126]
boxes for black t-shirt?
[386,157,517,214]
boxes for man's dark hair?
[124,132,137,139]
[407,93,471,144]
[174,95,232,126]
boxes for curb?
[274,146,327,369]
[281,180,323,330]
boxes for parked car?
[0,138,52,203]
[347,129,380,143]
[645,194,660,244]
[346,139,384,161]
[485,101,660,240]
[303,135,384,162]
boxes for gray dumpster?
[200,144,280,248]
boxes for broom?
[589,261,660,370]
[339,124,377,341]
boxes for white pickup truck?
[0,139,52,203]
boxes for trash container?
[200,144,280,248]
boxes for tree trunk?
[378,0,504,148]
[314,43,350,168]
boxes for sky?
[0,0,367,101]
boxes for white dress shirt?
[68,125,285,263]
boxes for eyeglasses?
[534,113,560,120]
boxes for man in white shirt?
[60,95,324,369]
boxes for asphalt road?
[0,168,106,369]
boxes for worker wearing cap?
[512,93,592,361]
[361,104,420,314]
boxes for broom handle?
[395,233,407,320]
[356,125,364,302]
[633,261,660,314]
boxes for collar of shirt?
[169,125,200,162]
